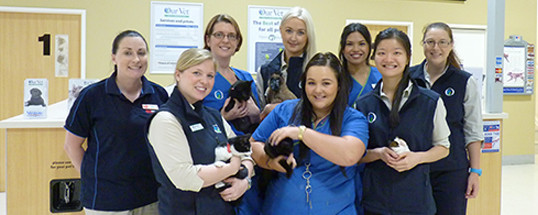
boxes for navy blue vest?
[355,82,438,214]
[259,51,305,98]
[410,61,471,171]
[146,87,234,215]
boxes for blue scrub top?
[203,67,260,134]
[348,67,381,106]
[64,72,168,210]
[252,99,368,215]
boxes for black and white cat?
[214,134,252,192]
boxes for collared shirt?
[379,81,450,148]
[422,64,484,146]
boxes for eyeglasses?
[423,39,451,48]
[211,32,238,41]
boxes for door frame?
[0,6,86,78]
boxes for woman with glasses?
[256,7,316,119]
[355,28,450,215]
[410,22,484,215]
[203,14,261,135]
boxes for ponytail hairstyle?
[371,28,412,128]
[422,22,461,70]
[338,23,373,68]
[111,30,148,73]
[290,52,350,161]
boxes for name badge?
[142,104,159,113]
[190,123,204,132]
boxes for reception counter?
[0,100,508,214]
[0,100,83,214]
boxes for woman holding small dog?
[256,6,317,119]
[251,52,368,214]
[202,14,261,135]
[146,48,254,214]
[354,28,450,215]
[410,22,484,215]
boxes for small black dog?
[224,80,259,134]
[25,88,46,107]
[214,134,252,192]
[265,71,297,104]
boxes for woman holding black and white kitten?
[250,52,368,214]
[202,14,260,135]
[146,48,254,214]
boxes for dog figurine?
[25,88,46,107]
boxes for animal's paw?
[390,137,410,155]
[214,161,227,168]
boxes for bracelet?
[298,125,306,141]
[469,168,482,176]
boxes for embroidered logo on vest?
[367,112,377,124]
[213,124,222,133]
[214,90,224,100]
[444,87,455,96]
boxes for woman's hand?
[466,173,480,198]
[245,97,261,123]
[266,154,297,173]
[221,98,248,121]
[371,147,400,165]
[387,151,421,172]
[219,177,249,202]
[268,126,299,146]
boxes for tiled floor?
[0,156,537,215]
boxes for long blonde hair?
[280,7,317,65]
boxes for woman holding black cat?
[202,14,261,135]
[256,6,317,119]
[250,52,368,214]
[146,48,254,214]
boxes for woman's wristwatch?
[469,168,482,176]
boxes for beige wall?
[1,0,535,159]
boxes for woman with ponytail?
[410,22,484,215]
[354,28,450,215]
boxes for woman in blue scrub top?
[410,22,484,215]
[202,14,260,135]
[64,30,168,214]
[354,28,450,215]
[339,23,382,215]
[339,23,382,106]
[251,52,368,215]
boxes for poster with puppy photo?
[24,78,48,119]
[68,79,98,110]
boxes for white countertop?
[0,99,510,129]
[0,100,68,128]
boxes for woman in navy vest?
[338,23,382,215]
[251,52,368,214]
[146,48,254,215]
[255,6,317,119]
[355,28,450,215]
[410,22,484,215]
[64,30,168,214]
[202,14,261,135]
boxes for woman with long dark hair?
[251,52,368,214]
